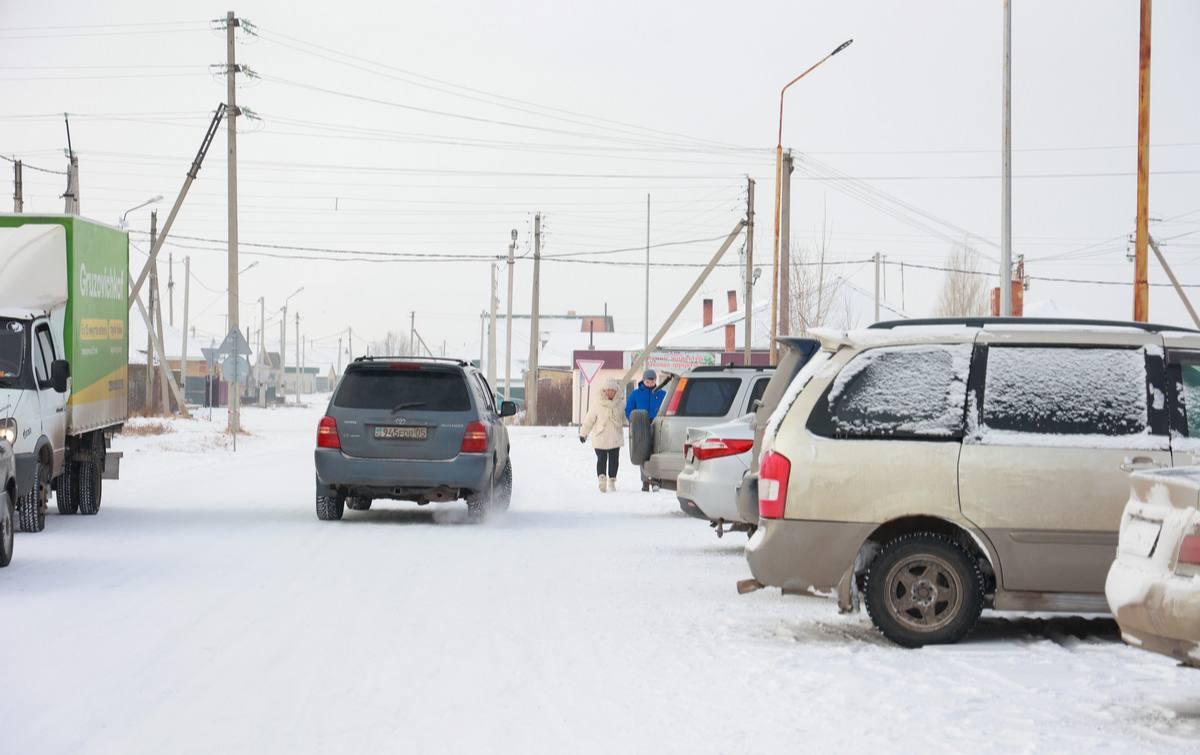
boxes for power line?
[0,153,67,175]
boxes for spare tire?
[629,409,653,465]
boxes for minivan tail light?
[1179,534,1200,567]
[664,378,688,416]
[758,450,791,519]
[460,421,488,453]
[317,416,341,449]
[692,438,755,462]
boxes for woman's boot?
[597,475,608,493]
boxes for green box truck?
[0,214,129,532]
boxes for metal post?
[410,311,415,356]
[1134,0,1152,321]
[526,213,542,424]
[258,296,265,406]
[225,9,242,433]
[181,257,190,407]
[873,252,881,322]
[743,178,755,365]
[146,214,157,409]
[504,229,516,401]
[12,160,21,213]
[778,150,793,337]
[337,337,342,375]
[168,253,174,327]
[1000,0,1013,316]
[280,305,288,404]
[1149,236,1200,327]
[488,263,498,389]
[151,214,170,414]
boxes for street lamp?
[769,39,853,364]
[280,287,303,404]
[118,195,163,229]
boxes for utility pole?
[1133,0,1152,321]
[257,296,265,406]
[882,254,888,302]
[181,256,190,407]
[487,263,498,389]
[409,311,416,355]
[900,261,907,313]
[12,160,21,212]
[873,252,881,322]
[348,328,353,363]
[526,212,542,424]
[150,212,170,413]
[743,179,755,365]
[777,150,793,339]
[280,308,288,403]
[337,337,343,374]
[504,229,517,401]
[225,9,242,434]
[168,254,175,326]
[145,213,157,409]
[645,192,650,346]
[999,0,1013,316]
[295,312,300,405]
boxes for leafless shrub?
[936,243,990,317]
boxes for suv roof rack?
[691,364,770,373]
[868,317,1200,335]
[351,355,469,366]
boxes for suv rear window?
[333,368,471,412]
[675,377,740,417]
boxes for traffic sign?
[576,359,604,385]
[221,355,251,385]
[217,328,253,357]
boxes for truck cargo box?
[0,214,129,434]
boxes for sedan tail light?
[758,450,791,519]
[1179,533,1200,567]
[692,437,754,462]
[460,421,489,453]
[317,416,341,449]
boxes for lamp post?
[280,287,303,404]
[769,39,853,364]
[118,195,163,229]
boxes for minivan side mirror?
[499,400,517,418]
[51,359,70,393]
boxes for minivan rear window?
[333,368,471,412]
[676,378,740,417]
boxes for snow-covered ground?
[2,401,1198,754]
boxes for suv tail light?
[759,450,791,519]
[664,378,688,416]
[1179,533,1200,567]
[317,416,341,449]
[460,421,489,453]
[692,437,754,462]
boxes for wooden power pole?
[525,213,542,424]
[225,9,243,433]
[743,178,755,365]
[778,150,793,341]
[1133,0,1152,321]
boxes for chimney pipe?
[724,290,737,353]
[702,298,713,327]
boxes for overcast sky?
[2,1,1198,363]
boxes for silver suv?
[631,365,772,493]
[314,357,516,521]
[743,317,1200,646]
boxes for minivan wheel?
[864,532,984,648]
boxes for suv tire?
[468,459,512,520]
[17,459,48,533]
[346,497,373,511]
[0,485,13,567]
[628,409,652,465]
[316,480,345,521]
[864,532,984,648]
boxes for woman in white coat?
[579,379,625,492]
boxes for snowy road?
[2,401,1198,754]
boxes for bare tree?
[371,330,411,356]
[787,214,852,333]
[935,243,990,317]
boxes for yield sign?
[576,359,604,385]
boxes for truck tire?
[316,479,344,521]
[467,459,513,521]
[56,463,79,515]
[628,409,653,466]
[0,485,13,567]
[75,461,101,516]
[864,532,985,648]
[346,497,373,511]
[17,460,48,533]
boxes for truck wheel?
[864,532,985,648]
[57,463,79,515]
[17,460,48,533]
[316,480,344,521]
[75,461,101,516]
[0,485,13,567]
[628,409,653,466]
[346,497,373,511]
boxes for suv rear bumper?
[644,451,682,490]
[315,448,492,496]
[746,517,874,595]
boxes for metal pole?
[624,221,746,385]
[337,337,342,375]
[181,257,190,407]
[410,311,415,355]
[168,253,174,327]
[779,150,793,337]
[146,214,157,410]
[1134,0,1152,321]
[645,192,650,346]
[12,160,22,213]
[225,9,242,433]
[151,214,171,414]
[526,213,542,424]
[504,230,516,401]
[258,296,265,406]
[744,178,755,365]
[1149,236,1200,327]
[1000,0,1013,316]
[873,252,881,322]
[280,304,288,403]
[488,263,498,388]
[295,312,300,406]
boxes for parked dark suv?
[314,357,516,521]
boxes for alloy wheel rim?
[883,553,963,633]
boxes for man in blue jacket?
[626,369,666,491]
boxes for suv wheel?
[16,460,49,533]
[0,485,13,567]
[864,532,984,647]
[628,410,652,465]
[467,459,512,521]
[315,480,345,521]
[346,497,373,511]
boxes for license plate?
[374,425,428,440]
[1119,517,1161,559]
